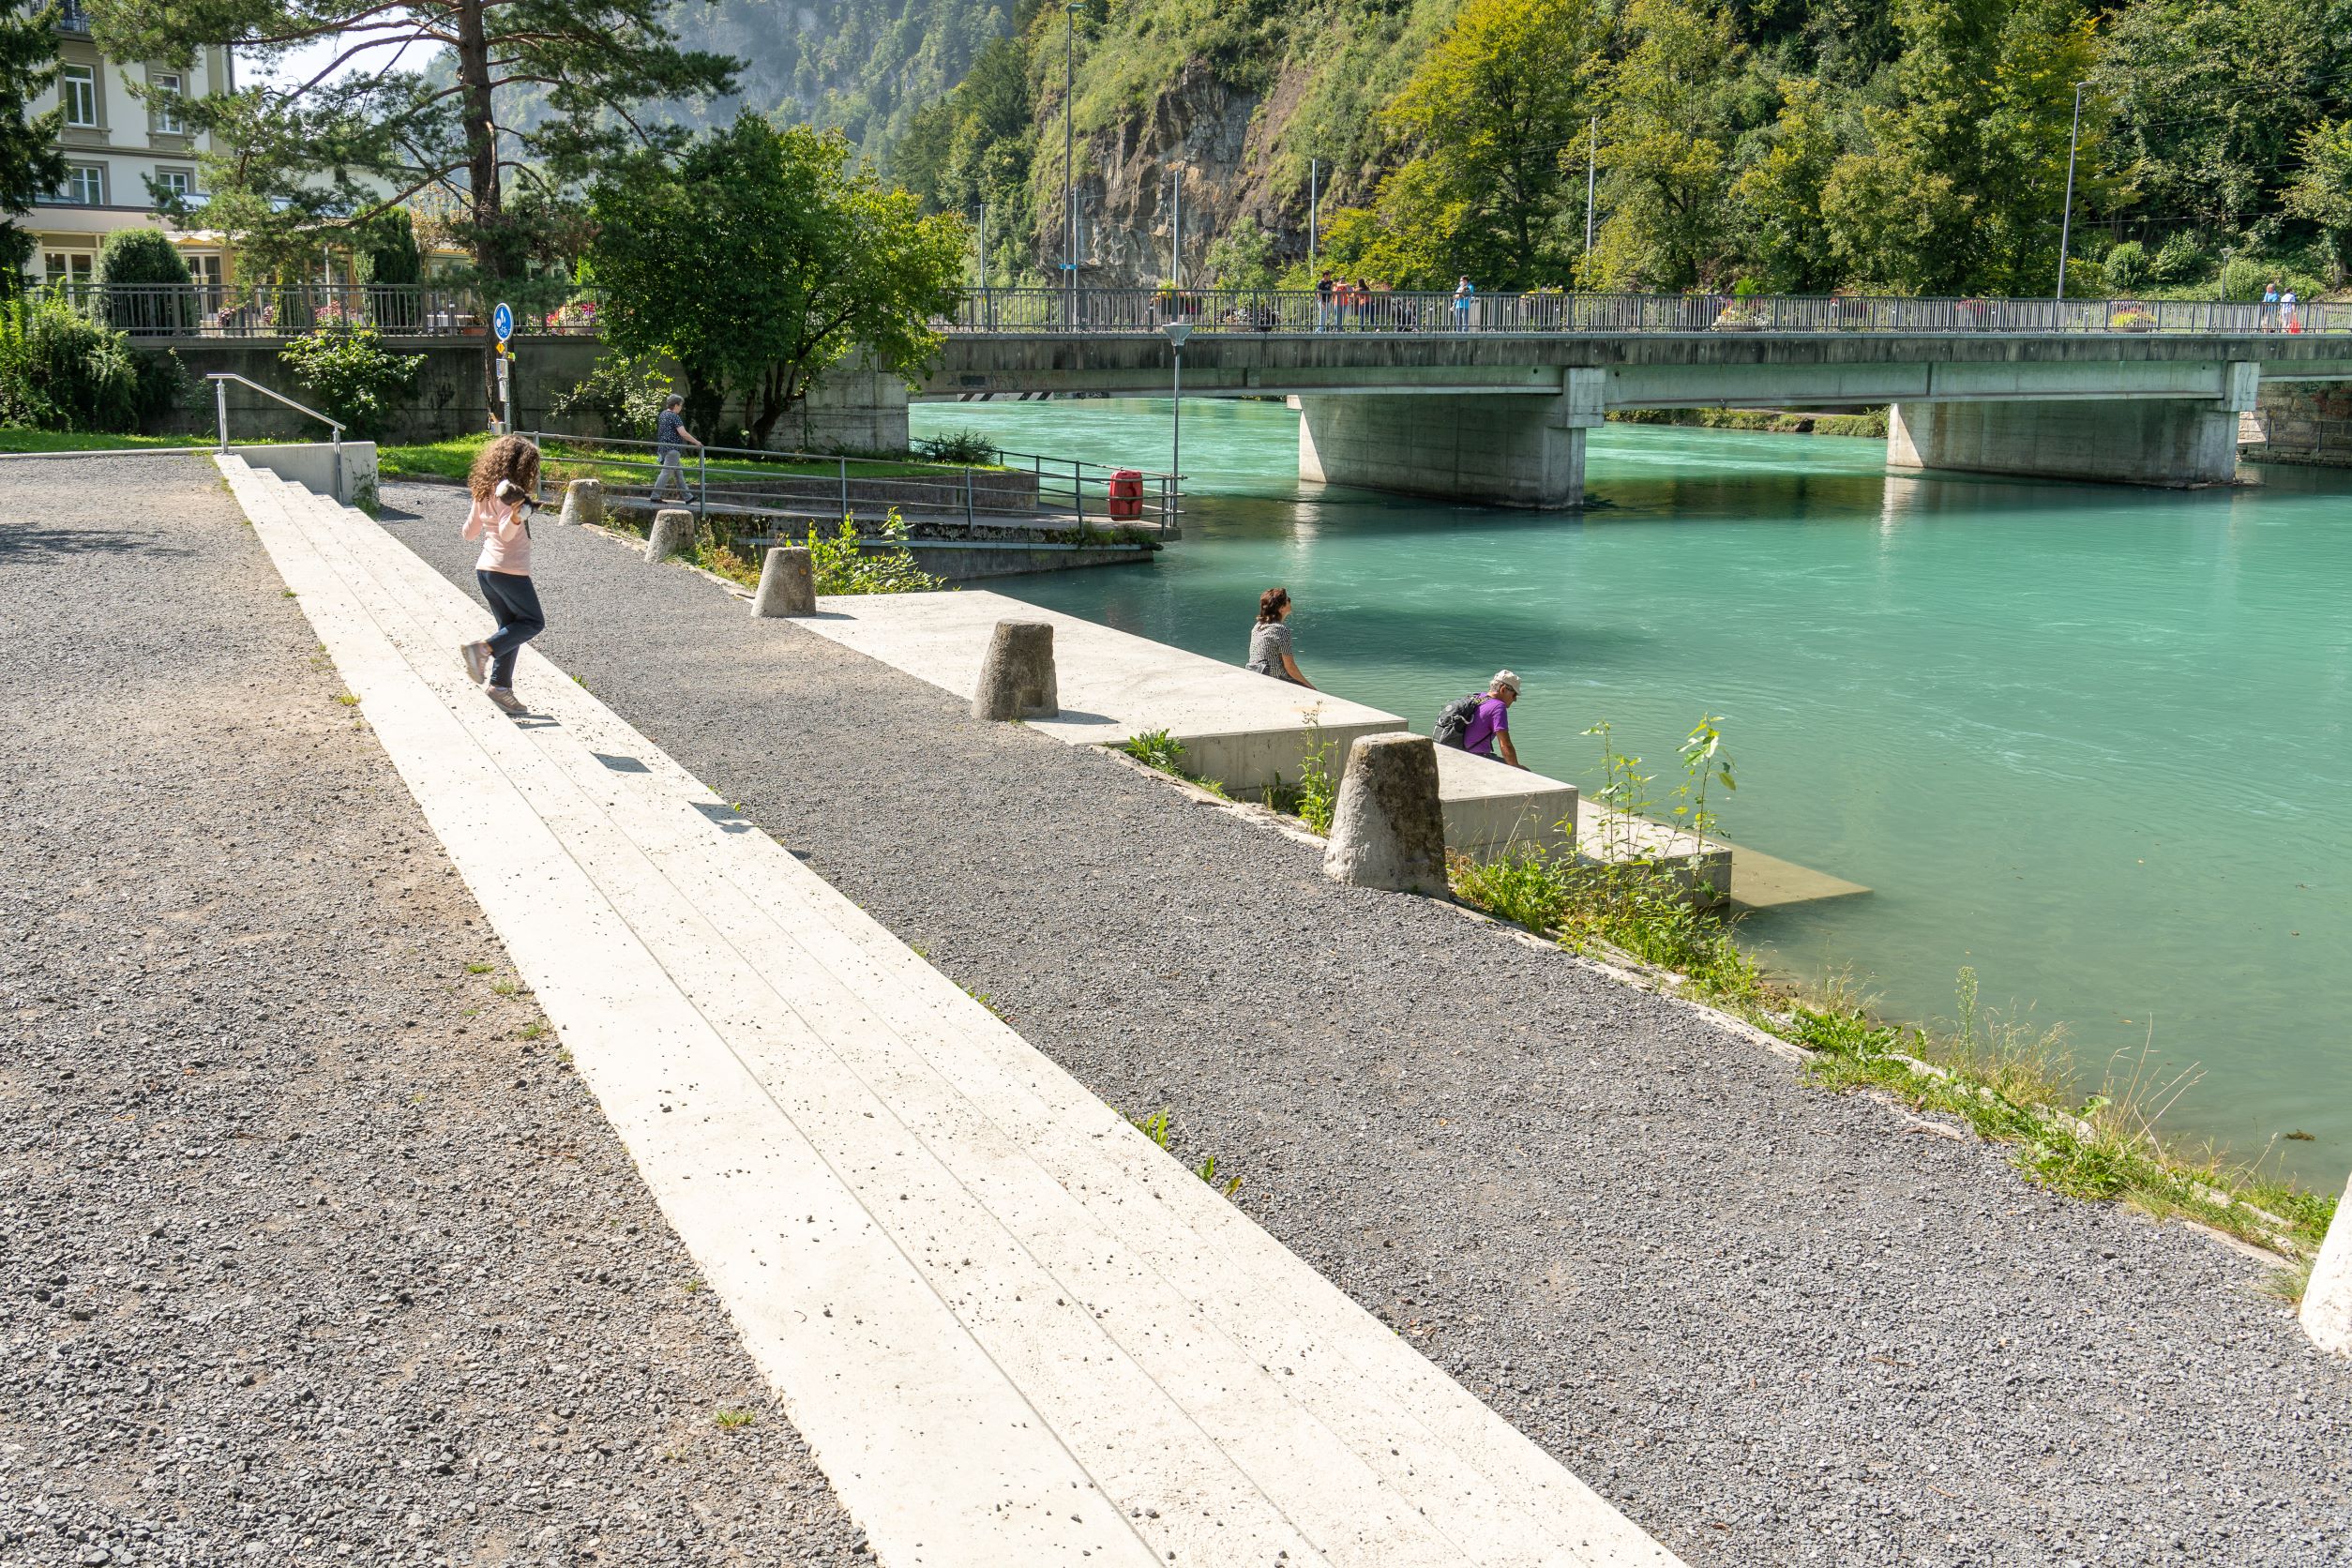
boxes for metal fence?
[29,279,2342,339]
[34,282,599,339]
[530,433,1179,538]
[945,287,2349,337]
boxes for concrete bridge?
[921,295,2348,505]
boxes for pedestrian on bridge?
[1246,587,1317,689]
[652,394,703,502]
[1453,276,1475,330]
[457,434,547,716]
[1315,270,1334,331]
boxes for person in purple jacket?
[1462,670,1522,767]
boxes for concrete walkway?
[222,460,1683,1568]
[382,480,2351,1568]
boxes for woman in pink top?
[457,434,545,715]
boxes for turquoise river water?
[910,397,2352,1186]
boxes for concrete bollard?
[752,546,817,617]
[972,620,1058,720]
[559,477,604,530]
[646,507,694,565]
[2303,1170,2352,1357]
[1322,732,1448,895]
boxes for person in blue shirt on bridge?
[1453,276,1475,330]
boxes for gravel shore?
[384,480,2352,1568]
[0,459,867,1568]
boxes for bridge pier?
[1889,365,2258,489]
[1293,371,1604,509]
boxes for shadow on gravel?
[0,524,192,562]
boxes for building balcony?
[55,0,90,34]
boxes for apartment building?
[29,0,232,292]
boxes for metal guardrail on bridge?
[27,280,2343,340]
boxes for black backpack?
[1433,692,1485,749]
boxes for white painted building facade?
[27,1,232,291]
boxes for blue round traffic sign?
[491,302,514,343]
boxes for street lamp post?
[2055,81,2085,310]
[1162,321,1189,525]
[1064,3,1081,329]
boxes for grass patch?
[464,961,494,974]
[334,691,359,707]
[1257,711,1338,835]
[714,1408,755,1428]
[0,428,219,455]
[1126,1107,1244,1198]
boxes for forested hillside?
[887,0,2352,300]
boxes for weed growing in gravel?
[518,1021,546,1041]
[2254,1254,2314,1307]
[491,979,520,997]
[1258,711,1338,835]
[1125,1108,1244,1198]
[1118,729,1229,799]
[465,962,494,975]
[958,985,1003,1019]
[335,692,358,707]
[714,1408,755,1428]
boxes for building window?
[155,168,192,201]
[152,72,183,134]
[58,163,104,204]
[44,251,94,284]
[60,64,97,128]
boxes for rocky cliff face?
[1059,62,1309,287]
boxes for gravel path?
[0,458,867,1568]
[384,480,2352,1568]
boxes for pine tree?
[0,2,68,277]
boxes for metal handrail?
[208,372,346,500]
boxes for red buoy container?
[1108,468,1144,520]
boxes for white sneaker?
[485,686,525,715]
[460,641,490,684]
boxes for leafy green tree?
[0,1,66,276]
[589,114,967,448]
[279,324,424,438]
[1819,0,2103,294]
[88,0,738,409]
[1377,0,1606,287]
[1729,78,1845,292]
[1589,0,1748,290]
[2284,119,2352,279]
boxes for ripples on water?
[913,397,2352,1184]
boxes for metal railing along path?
[524,432,1180,537]
[28,279,2342,340]
[207,372,346,498]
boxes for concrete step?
[222,459,1687,1568]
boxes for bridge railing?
[23,279,2343,339]
[945,287,2344,337]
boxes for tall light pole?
[1308,157,1319,272]
[1064,3,1081,327]
[1584,115,1598,259]
[1162,321,1189,506]
[2056,81,2085,308]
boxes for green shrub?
[0,293,143,430]
[802,509,947,594]
[2149,233,2206,286]
[911,429,996,464]
[2103,240,2147,291]
[278,324,423,439]
[95,228,191,288]
[550,353,672,439]
[2218,257,2268,302]
[2058,256,2105,298]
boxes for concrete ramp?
[220,458,1688,1568]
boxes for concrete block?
[2304,1171,2352,1357]
[1322,732,1448,895]
[973,620,1058,720]
[236,440,379,508]
[753,546,817,617]
[647,508,695,564]
[1432,745,1577,861]
[1891,399,2241,488]
[560,477,605,529]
